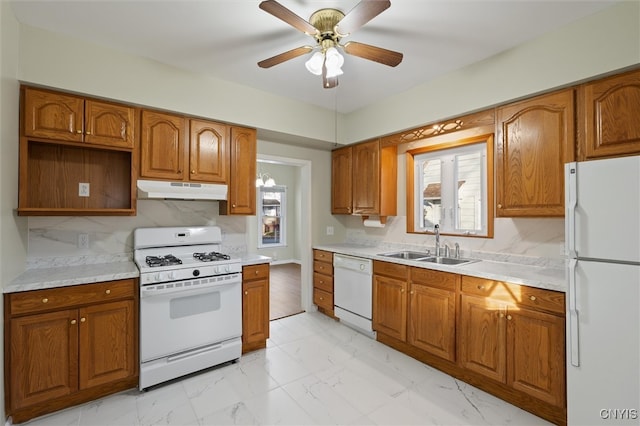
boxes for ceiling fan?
[257,0,403,89]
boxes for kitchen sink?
[419,256,478,265]
[378,251,431,260]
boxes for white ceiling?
[10,0,619,114]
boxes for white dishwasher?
[333,253,375,338]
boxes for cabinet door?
[331,146,353,214]
[496,89,574,217]
[23,88,84,142]
[372,274,407,341]
[579,69,640,160]
[408,283,456,361]
[189,119,228,183]
[458,294,507,383]
[10,310,78,410]
[242,279,270,347]
[140,110,186,180]
[79,300,136,389]
[352,140,380,215]
[226,126,256,215]
[84,100,136,149]
[507,307,565,407]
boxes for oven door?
[140,273,242,362]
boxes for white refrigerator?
[565,156,640,425]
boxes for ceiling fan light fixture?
[324,46,344,78]
[305,51,324,75]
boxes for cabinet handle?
[319,297,324,300]
[105,289,111,295]
[477,285,485,290]
[401,288,405,293]
[244,291,248,295]
[232,204,236,208]
[191,170,195,174]
[499,313,505,318]
[80,317,86,323]
[319,280,324,284]
[76,129,82,134]
[71,319,77,325]
[42,298,49,303]
[255,270,259,275]
[86,131,91,135]
[497,204,502,209]
[507,315,512,320]
[529,295,536,301]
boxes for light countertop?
[314,243,566,293]
[5,253,272,294]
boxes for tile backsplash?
[26,200,248,268]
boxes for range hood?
[137,179,228,201]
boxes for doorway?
[255,155,313,319]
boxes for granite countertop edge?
[314,243,567,293]
[4,254,273,294]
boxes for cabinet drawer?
[461,276,565,314]
[8,279,135,317]
[313,272,333,293]
[313,260,333,276]
[314,250,333,263]
[243,263,269,281]
[313,288,333,311]
[373,260,408,280]
[410,267,458,291]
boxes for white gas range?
[133,226,242,390]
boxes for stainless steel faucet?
[434,224,440,257]
[454,242,460,259]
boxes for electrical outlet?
[78,233,89,249]
[326,226,334,236]
[79,183,90,197]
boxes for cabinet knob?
[497,204,503,209]
[401,288,405,293]
[232,204,236,208]
[105,289,111,295]
[71,319,77,325]
[319,297,324,300]
[86,131,91,135]
[42,298,49,303]
[319,280,324,284]
[529,295,536,301]
[499,313,505,318]
[477,285,485,290]
[76,130,82,134]
[255,270,259,275]
[191,170,195,174]
[80,317,86,323]
[507,315,512,320]
[244,291,248,295]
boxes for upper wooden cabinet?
[19,86,137,216]
[496,89,575,217]
[140,112,229,183]
[331,139,397,218]
[578,68,640,160]
[331,146,353,214]
[23,87,136,149]
[220,126,257,215]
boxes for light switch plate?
[79,183,90,197]
[326,226,334,236]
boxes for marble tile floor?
[20,312,552,426]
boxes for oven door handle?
[141,279,240,299]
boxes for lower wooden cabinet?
[458,275,565,407]
[242,263,270,353]
[313,250,335,317]
[4,279,138,423]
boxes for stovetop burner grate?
[193,252,231,262]
[146,255,183,267]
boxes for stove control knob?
[193,269,200,277]
[154,273,161,282]
[214,266,220,274]
[168,271,175,280]
[224,265,230,273]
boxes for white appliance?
[565,156,640,425]
[133,226,242,390]
[333,254,375,338]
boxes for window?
[258,185,286,248]
[407,134,494,237]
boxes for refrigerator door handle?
[568,258,580,367]
[565,162,577,258]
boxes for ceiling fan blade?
[343,41,403,67]
[335,0,391,36]
[258,46,313,68]
[322,64,339,89]
[259,0,318,35]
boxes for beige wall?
[343,1,640,143]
